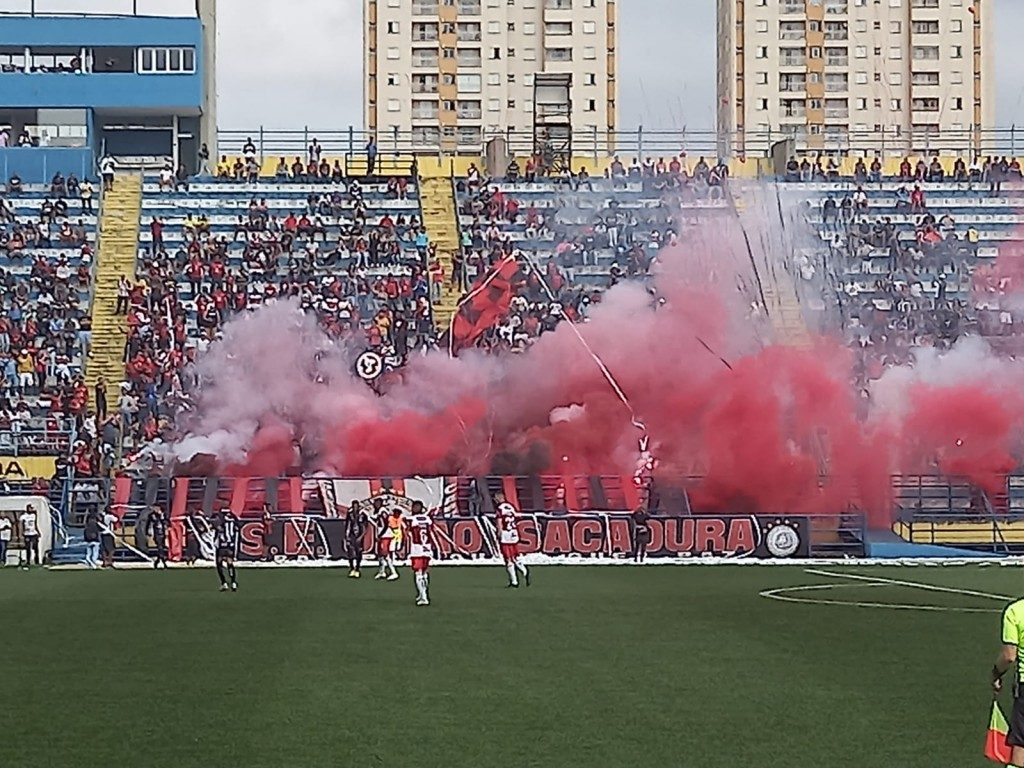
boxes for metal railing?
[0,428,73,457]
[218,127,1024,165]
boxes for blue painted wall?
[0,16,203,110]
[0,148,94,184]
[0,15,202,47]
[3,72,202,110]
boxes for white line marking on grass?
[803,568,1013,601]
[759,570,1014,613]
[759,583,999,613]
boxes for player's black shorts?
[1009,689,1024,747]
[345,538,363,558]
[215,546,234,561]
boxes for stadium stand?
[110,171,434,459]
[0,172,98,468]
[11,143,1024,561]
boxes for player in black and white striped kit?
[212,509,240,592]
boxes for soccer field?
[0,564,1017,768]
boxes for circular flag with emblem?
[355,350,384,381]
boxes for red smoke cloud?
[173,228,1024,526]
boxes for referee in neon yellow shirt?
[993,599,1024,767]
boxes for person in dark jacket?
[344,500,369,578]
[83,511,101,568]
[147,505,168,569]
[631,505,651,564]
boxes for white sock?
[516,561,528,577]
[506,562,518,586]
[416,572,428,601]
[388,557,397,577]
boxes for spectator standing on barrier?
[0,512,11,566]
[148,505,169,569]
[365,136,378,178]
[101,507,118,568]
[83,509,100,569]
[631,505,651,563]
[18,504,39,567]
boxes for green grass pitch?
[0,564,1019,767]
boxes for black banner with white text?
[223,514,809,561]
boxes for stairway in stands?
[87,173,142,401]
[730,187,811,348]
[418,174,462,330]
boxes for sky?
[7,0,1024,131]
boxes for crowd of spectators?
[802,179,989,397]
[786,153,1024,191]
[0,172,99,466]
[450,163,686,353]
[111,171,435,465]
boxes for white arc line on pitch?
[758,583,1000,613]
[803,568,1013,601]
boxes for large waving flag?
[986,701,1012,764]
[450,255,521,353]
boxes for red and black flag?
[450,255,521,352]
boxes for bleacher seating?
[116,175,434,455]
[0,179,97,459]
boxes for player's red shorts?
[500,542,519,563]
[410,556,430,573]
[378,538,395,557]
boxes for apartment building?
[364,0,617,151]
[717,0,994,154]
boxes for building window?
[136,47,196,74]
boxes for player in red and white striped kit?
[494,491,530,588]
[405,501,434,606]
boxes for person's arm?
[996,608,1021,693]
[994,644,1017,693]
